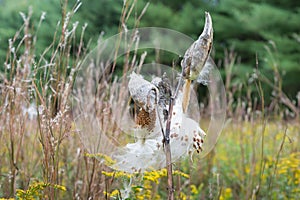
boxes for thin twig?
[164,73,183,200]
[164,12,213,199]
[255,53,266,198]
[268,127,288,196]
[164,94,176,199]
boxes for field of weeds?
[0,116,299,199]
[0,1,299,200]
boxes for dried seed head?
[135,108,156,131]
[128,72,159,112]
[181,12,213,80]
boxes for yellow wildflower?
[179,192,187,200]
[173,170,190,179]
[103,189,119,198]
[102,170,132,179]
[53,184,67,191]
[85,153,116,165]
[190,184,198,195]
[220,187,232,200]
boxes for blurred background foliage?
[0,0,299,101]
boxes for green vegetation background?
[0,0,299,99]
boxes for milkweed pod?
[181,12,213,80]
[128,72,159,112]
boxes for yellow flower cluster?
[101,170,132,179]
[173,170,190,179]
[84,153,116,166]
[16,181,66,200]
[277,152,300,185]
[103,189,120,198]
[143,169,167,184]
[101,168,190,199]
[53,184,67,192]
[190,184,200,195]
[219,188,233,200]
[139,181,152,199]
[142,168,189,184]
[179,191,187,200]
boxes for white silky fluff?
[112,92,206,173]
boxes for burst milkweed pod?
[112,72,206,173]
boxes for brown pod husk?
[181,12,213,80]
[128,72,159,112]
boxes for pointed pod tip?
[201,11,213,39]
[205,12,212,28]
[205,11,211,20]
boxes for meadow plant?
[0,1,88,198]
[0,1,299,200]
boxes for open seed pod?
[128,72,159,112]
[181,12,213,80]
